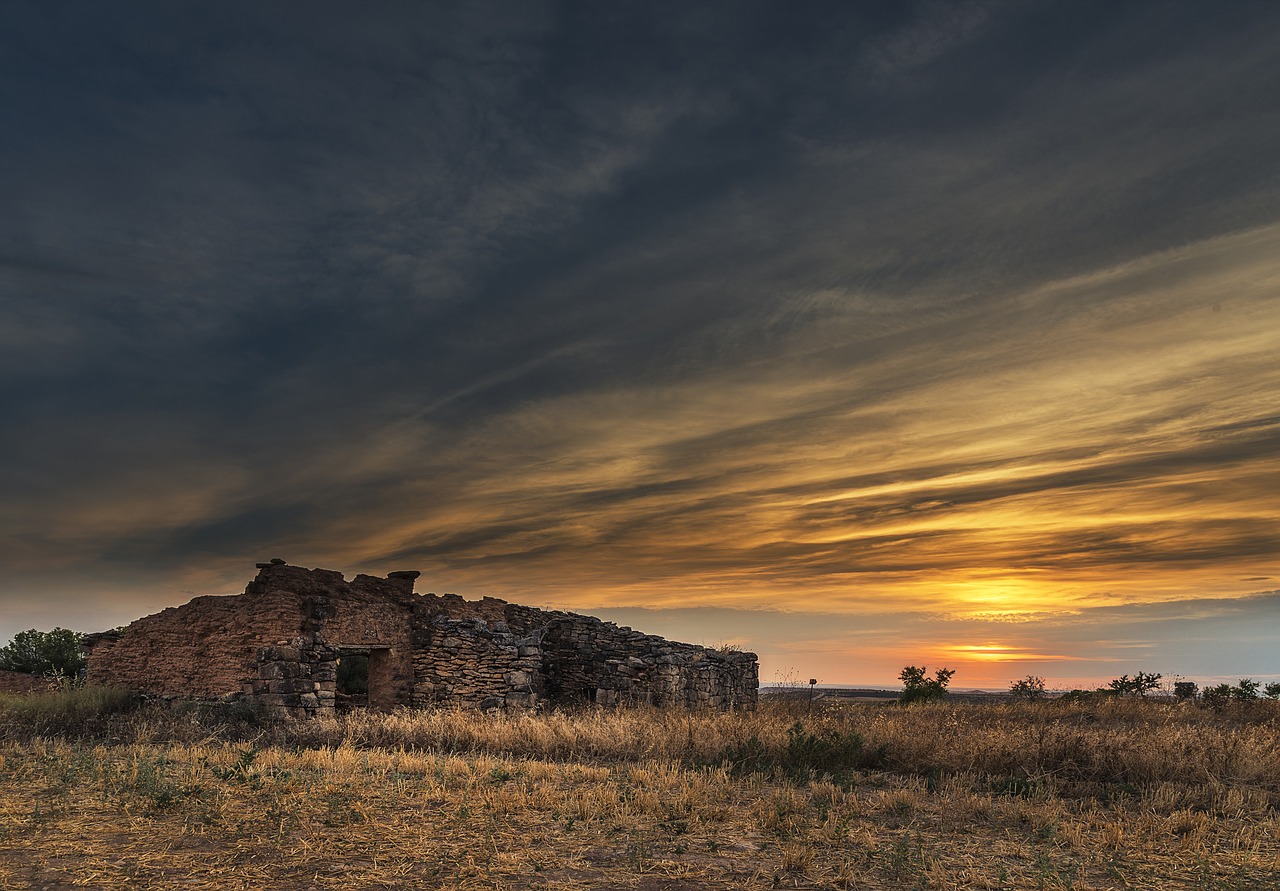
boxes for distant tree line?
[1006,672,1280,706]
[895,665,1280,707]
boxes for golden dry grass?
[1,697,1278,889]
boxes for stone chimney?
[387,570,421,593]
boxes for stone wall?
[541,616,758,709]
[0,670,53,695]
[84,561,758,716]
[84,585,310,699]
[252,634,337,719]
[411,616,542,710]
[303,570,421,710]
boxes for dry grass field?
[1,691,1277,890]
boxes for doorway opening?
[337,652,368,692]
[335,647,391,711]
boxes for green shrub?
[196,697,271,728]
[1200,684,1234,710]
[715,733,772,774]
[898,666,954,704]
[0,628,85,677]
[1107,672,1162,698]
[783,721,877,773]
[1200,679,1266,709]
[1231,679,1261,701]
[1009,676,1047,701]
[715,721,885,781]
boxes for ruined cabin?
[84,561,758,718]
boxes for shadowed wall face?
[85,564,758,716]
[84,590,310,700]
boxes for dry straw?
[1,694,1277,888]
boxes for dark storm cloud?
[2,1,1279,677]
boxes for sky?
[2,0,1278,689]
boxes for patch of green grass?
[715,720,886,783]
[0,686,137,737]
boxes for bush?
[1201,683,1233,710]
[716,720,883,782]
[898,666,954,704]
[783,721,880,774]
[1200,679,1266,709]
[1108,672,1156,698]
[1107,672,1162,698]
[1231,679,1261,701]
[1009,676,1046,701]
[0,628,85,677]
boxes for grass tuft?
[0,686,136,736]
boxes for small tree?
[1201,683,1233,710]
[1173,680,1198,702]
[1009,675,1047,701]
[1231,678,1261,701]
[1107,672,1162,698]
[1264,682,1280,700]
[0,628,85,677]
[898,665,954,704]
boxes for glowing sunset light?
[941,644,1085,664]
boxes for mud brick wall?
[84,587,310,699]
[83,563,417,704]
[0,670,53,695]
[541,617,758,709]
[412,616,543,709]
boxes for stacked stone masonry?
[84,562,758,718]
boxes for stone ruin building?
[83,561,758,718]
